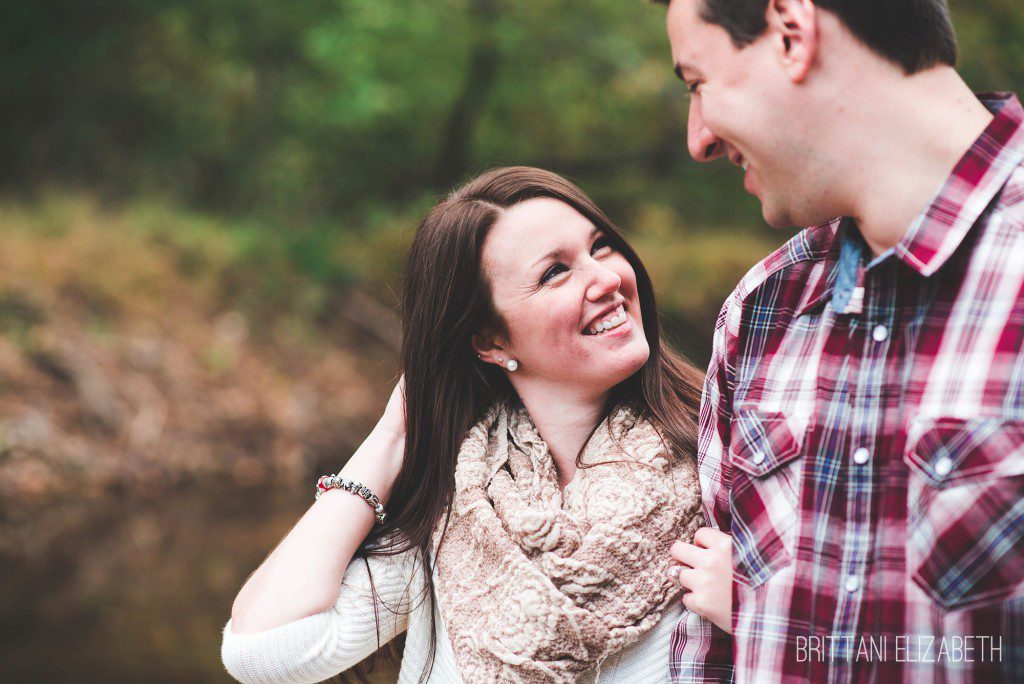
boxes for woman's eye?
[539,238,614,284]
[687,81,701,95]
[591,236,615,257]
[540,263,568,284]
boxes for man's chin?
[761,199,826,230]
[760,202,796,229]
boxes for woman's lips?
[602,314,633,338]
[584,311,633,339]
[582,304,628,335]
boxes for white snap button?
[853,447,870,465]
[845,576,860,592]
[934,456,953,477]
[872,325,888,342]
[751,451,766,465]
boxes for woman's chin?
[593,342,650,390]
[623,345,651,378]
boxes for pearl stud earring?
[506,359,519,372]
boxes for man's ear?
[767,0,818,84]
[471,333,507,365]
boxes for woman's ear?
[767,0,818,84]
[471,333,507,366]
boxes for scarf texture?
[433,401,703,682]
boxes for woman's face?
[479,197,650,394]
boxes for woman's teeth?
[584,305,628,336]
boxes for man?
[658,0,1024,681]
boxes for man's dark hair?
[660,0,958,74]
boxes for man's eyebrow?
[674,61,698,81]
[529,227,603,270]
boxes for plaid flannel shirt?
[670,93,1024,683]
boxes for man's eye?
[687,81,701,95]
[540,263,568,284]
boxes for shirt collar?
[894,92,1024,277]
[797,92,1024,317]
[795,218,846,317]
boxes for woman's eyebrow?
[531,248,564,270]
[528,227,602,270]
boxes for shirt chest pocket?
[905,416,1024,612]
[729,409,806,589]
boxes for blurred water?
[0,484,398,683]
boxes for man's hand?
[670,527,733,634]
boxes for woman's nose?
[585,262,622,302]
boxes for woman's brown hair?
[356,166,704,681]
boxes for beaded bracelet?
[315,474,387,525]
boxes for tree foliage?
[3,0,1023,359]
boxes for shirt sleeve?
[221,548,421,684]
[698,290,737,534]
[670,292,738,683]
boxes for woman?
[222,167,726,683]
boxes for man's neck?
[832,67,994,257]
[511,379,608,490]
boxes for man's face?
[666,0,818,228]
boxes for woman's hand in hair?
[360,375,407,487]
[377,374,407,437]
[229,377,408,634]
[669,528,733,634]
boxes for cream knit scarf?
[433,401,703,683]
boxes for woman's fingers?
[670,539,705,568]
[671,530,734,634]
[674,566,697,590]
[670,530,735,632]
[680,586,705,617]
[693,526,730,549]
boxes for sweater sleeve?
[221,548,422,684]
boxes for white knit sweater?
[221,547,685,683]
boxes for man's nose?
[687,100,724,163]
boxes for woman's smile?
[582,304,633,337]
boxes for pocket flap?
[731,410,803,477]
[906,417,1024,488]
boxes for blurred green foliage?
[3,0,693,219]
[3,0,1023,361]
